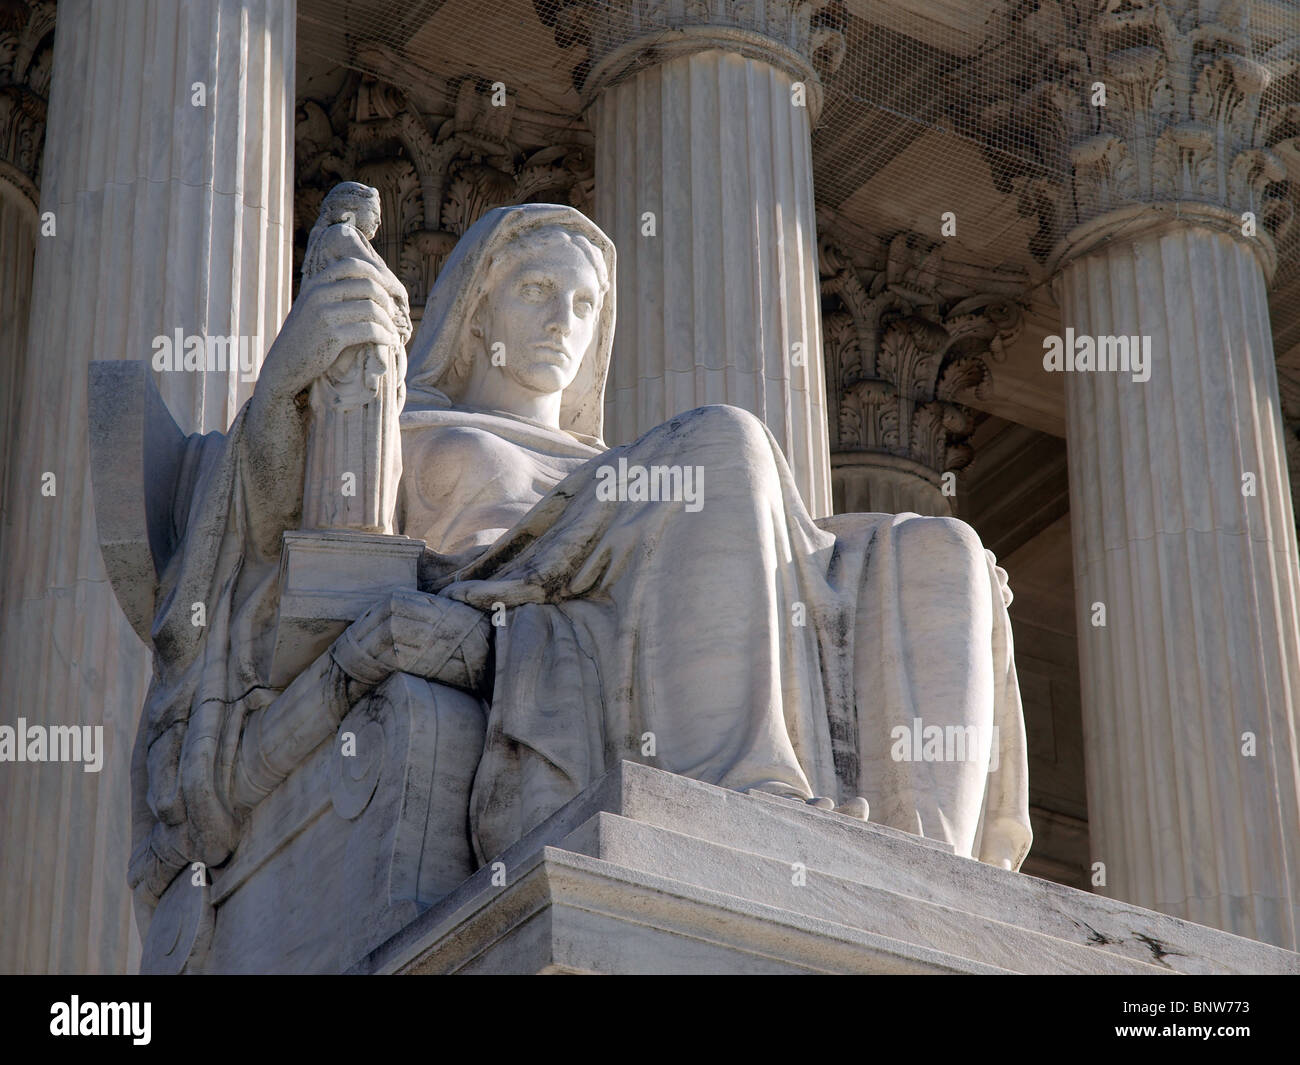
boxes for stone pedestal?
[1055,217,1300,949]
[590,45,832,518]
[355,762,1299,975]
[0,0,295,974]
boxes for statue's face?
[354,197,381,239]
[479,237,602,397]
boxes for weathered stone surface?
[593,48,834,518]
[151,673,485,974]
[0,0,294,976]
[299,182,412,536]
[87,360,188,641]
[1058,224,1300,949]
[356,762,1300,975]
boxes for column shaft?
[1061,224,1300,948]
[0,0,294,973]
[592,49,832,518]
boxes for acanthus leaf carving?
[295,67,594,324]
[820,227,1024,475]
[0,0,54,204]
[956,0,1300,266]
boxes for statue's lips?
[531,343,571,363]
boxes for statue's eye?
[574,297,595,318]
[520,282,546,301]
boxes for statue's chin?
[507,363,577,398]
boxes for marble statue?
[122,194,1031,920]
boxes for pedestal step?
[353,762,1300,975]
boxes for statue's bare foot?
[834,796,870,820]
[743,784,870,822]
[743,782,810,802]
[806,795,869,821]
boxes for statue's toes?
[804,796,835,810]
[834,797,870,821]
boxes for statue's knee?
[896,515,985,567]
[684,404,770,451]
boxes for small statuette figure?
[299,181,412,533]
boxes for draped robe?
[399,401,1032,871]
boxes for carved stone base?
[269,529,425,687]
[154,674,485,974]
[355,762,1300,975]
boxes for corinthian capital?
[532,0,846,108]
[978,0,1300,275]
[819,228,1023,478]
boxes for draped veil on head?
[404,204,616,448]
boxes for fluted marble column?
[589,31,833,518]
[832,455,951,517]
[1002,0,1300,948]
[1058,216,1300,948]
[0,0,294,973]
[0,0,51,607]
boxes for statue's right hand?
[259,257,405,401]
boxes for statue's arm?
[243,256,405,554]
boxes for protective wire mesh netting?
[298,0,1300,292]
